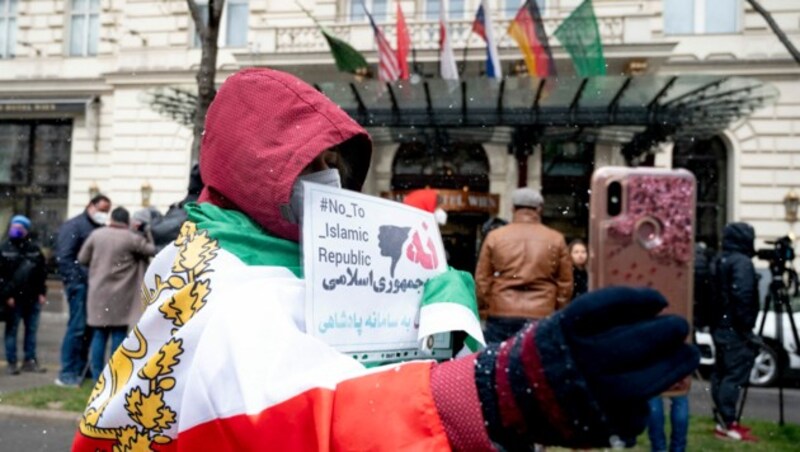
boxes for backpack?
[705,254,731,329]
[693,248,713,328]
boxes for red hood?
[198,68,372,241]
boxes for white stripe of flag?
[365,6,400,82]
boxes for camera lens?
[607,181,622,217]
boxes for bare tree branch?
[746,0,800,65]
[186,0,207,40]
[186,0,225,162]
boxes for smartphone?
[589,167,696,321]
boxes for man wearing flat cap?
[476,187,573,343]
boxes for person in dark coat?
[569,239,589,299]
[1,215,48,375]
[54,194,111,387]
[150,164,203,252]
[710,222,760,442]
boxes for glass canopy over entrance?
[317,75,778,161]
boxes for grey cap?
[511,187,544,209]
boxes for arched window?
[672,136,728,249]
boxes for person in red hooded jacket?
[73,69,698,451]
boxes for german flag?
[508,0,556,77]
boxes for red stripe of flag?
[396,4,410,80]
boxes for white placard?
[303,183,451,362]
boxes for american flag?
[365,6,400,82]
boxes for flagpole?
[460,31,472,77]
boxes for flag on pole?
[365,4,400,81]
[439,0,459,80]
[396,3,411,80]
[321,29,370,75]
[296,1,369,76]
[554,0,607,76]
[508,0,556,77]
[471,0,502,79]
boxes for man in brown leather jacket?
[475,187,573,343]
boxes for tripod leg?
[738,293,773,422]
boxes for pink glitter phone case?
[589,167,695,315]
[589,168,696,393]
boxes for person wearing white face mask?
[54,194,111,387]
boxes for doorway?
[391,141,492,272]
[672,136,728,249]
[0,121,73,268]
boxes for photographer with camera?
[709,222,760,442]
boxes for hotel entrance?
[387,141,499,273]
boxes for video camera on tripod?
[756,235,799,298]
[745,235,800,425]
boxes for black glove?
[475,287,699,449]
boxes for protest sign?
[303,183,453,364]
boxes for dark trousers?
[4,301,42,364]
[59,284,91,382]
[483,316,531,344]
[710,328,757,424]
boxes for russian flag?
[472,1,502,79]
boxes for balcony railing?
[266,14,647,55]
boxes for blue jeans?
[4,301,42,364]
[59,284,91,382]
[648,395,689,452]
[90,326,127,381]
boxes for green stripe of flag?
[554,0,607,77]
[321,28,369,75]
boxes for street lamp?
[784,188,799,223]
[88,181,100,199]
[141,182,153,207]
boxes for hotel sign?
[0,99,92,115]
[383,189,500,215]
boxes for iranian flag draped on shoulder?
[72,69,483,451]
[72,69,699,452]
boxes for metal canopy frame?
[318,75,777,161]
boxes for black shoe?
[5,362,20,375]
[21,359,46,373]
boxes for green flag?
[554,0,607,76]
[321,28,369,75]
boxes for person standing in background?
[710,223,760,442]
[475,187,573,343]
[54,195,111,387]
[569,239,589,299]
[1,215,48,375]
[78,207,156,381]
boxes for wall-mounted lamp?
[141,182,153,207]
[89,181,100,199]
[784,188,799,223]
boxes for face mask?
[91,212,109,225]
[434,207,448,225]
[285,168,342,224]
[8,225,27,240]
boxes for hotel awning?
[317,75,778,161]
